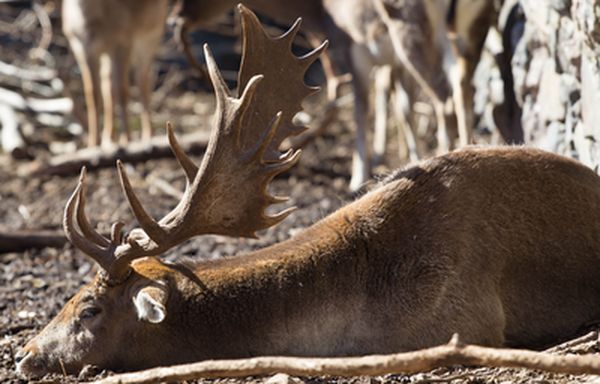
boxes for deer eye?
[79,307,102,319]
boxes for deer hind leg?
[111,47,132,146]
[69,39,101,147]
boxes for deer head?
[16,5,326,376]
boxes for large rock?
[514,0,600,170]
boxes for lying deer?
[172,0,495,190]
[17,5,600,378]
[62,0,169,147]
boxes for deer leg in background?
[373,64,392,166]
[373,0,451,155]
[307,33,344,103]
[108,47,132,146]
[447,45,471,147]
[135,46,157,142]
[349,45,372,191]
[393,75,419,162]
[69,39,101,147]
[99,54,115,148]
[135,21,166,142]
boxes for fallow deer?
[62,0,169,147]
[16,5,600,378]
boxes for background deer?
[62,0,169,147]
[171,0,496,190]
[16,5,600,378]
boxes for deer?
[171,0,496,190]
[62,0,169,148]
[16,5,600,378]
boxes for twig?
[413,371,480,383]
[90,335,600,384]
[147,175,184,200]
[31,0,52,54]
[544,331,599,354]
[59,358,68,378]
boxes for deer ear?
[133,286,168,324]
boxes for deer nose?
[15,349,29,364]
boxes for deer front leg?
[69,38,101,147]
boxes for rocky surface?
[513,0,600,170]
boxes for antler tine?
[63,168,114,272]
[278,15,303,48]
[74,167,111,247]
[299,39,329,73]
[262,206,298,228]
[204,43,231,105]
[166,122,198,182]
[250,111,283,161]
[116,160,168,245]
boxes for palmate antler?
[64,4,327,284]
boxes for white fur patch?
[133,289,166,324]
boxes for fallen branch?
[18,131,211,177]
[0,86,72,113]
[90,335,600,384]
[0,60,57,82]
[0,229,67,254]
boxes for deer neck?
[169,186,395,360]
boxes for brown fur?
[17,147,600,375]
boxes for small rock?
[264,373,304,384]
[17,310,36,319]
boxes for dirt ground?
[1,2,600,384]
